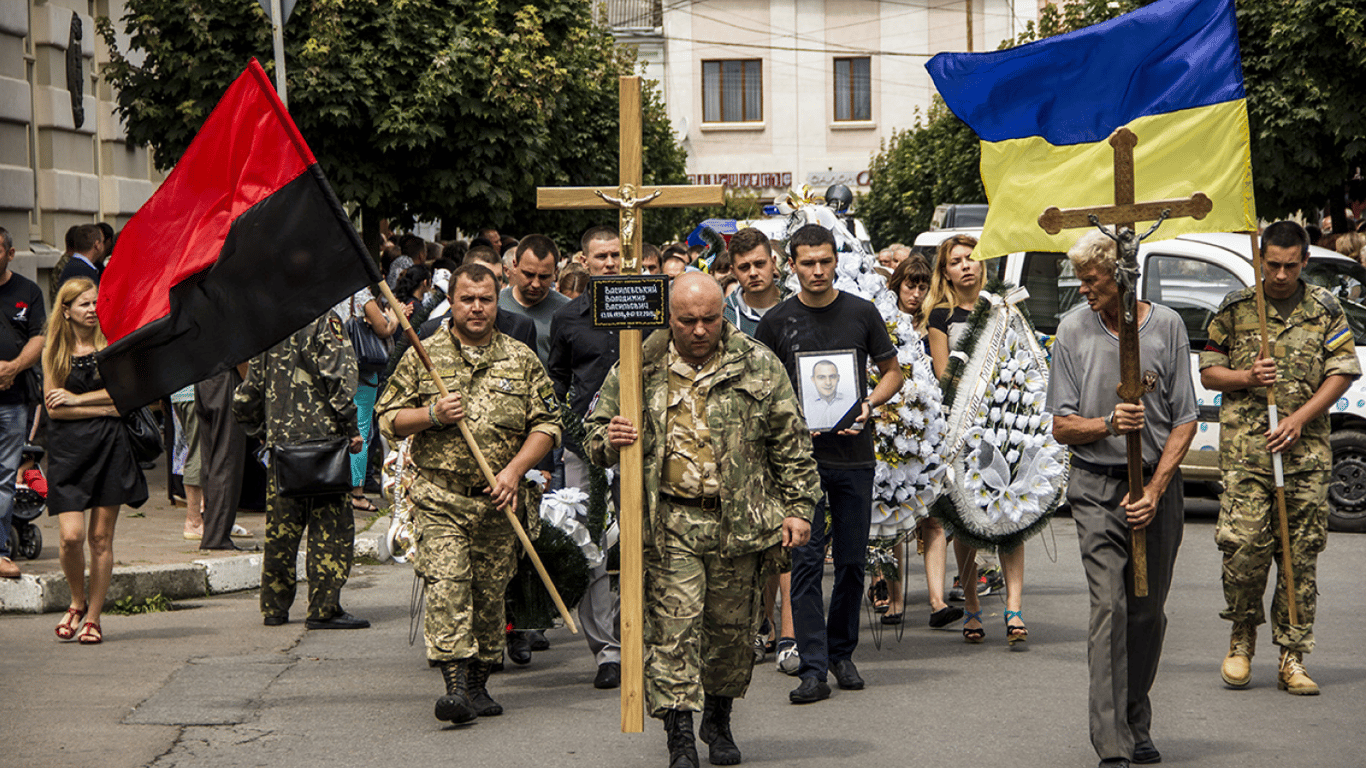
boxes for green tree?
[98,0,693,249]
[860,97,985,249]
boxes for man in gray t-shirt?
[499,235,571,363]
[1045,230,1196,768]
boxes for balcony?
[599,0,663,32]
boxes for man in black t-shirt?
[0,227,46,578]
[754,224,902,703]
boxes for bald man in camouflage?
[586,273,819,768]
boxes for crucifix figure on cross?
[1037,126,1212,597]
[537,75,724,733]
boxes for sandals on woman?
[1006,610,1028,646]
[962,609,985,644]
[350,493,380,514]
[76,621,103,645]
[867,579,890,613]
[55,607,86,640]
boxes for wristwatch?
[1103,411,1120,436]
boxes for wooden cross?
[537,75,724,733]
[1036,126,1212,598]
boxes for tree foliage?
[860,98,984,249]
[98,0,693,248]
[861,0,1366,249]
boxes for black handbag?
[344,293,389,373]
[270,437,351,498]
[123,406,164,463]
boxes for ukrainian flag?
[925,0,1256,260]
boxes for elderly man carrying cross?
[585,272,819,768]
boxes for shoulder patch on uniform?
[327,314,346,342]
[1327,325,1353,352]
[538,379,559,413]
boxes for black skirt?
[46,355,148,514]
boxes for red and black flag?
[95,59,381,413]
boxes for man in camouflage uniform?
[376,263,560,725]
[585,273,819,768]
[233,313,369,629]
[1201,220,1361,696]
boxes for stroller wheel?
[13,523,41,560]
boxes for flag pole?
[372,279,579,634]
[1246,231,1299,625]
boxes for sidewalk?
[0,456,390,613]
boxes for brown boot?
[1220,622,1255,687]
[1278,649,1320,695]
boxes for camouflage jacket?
[1200,282,1362,474]
[233,314,360,445]
[584,321,821,558]
[375,325,561,488]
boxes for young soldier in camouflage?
[1200,221,1361,696]
[233,314,368,629]
[585,273,819,768]
[376,263,560,724]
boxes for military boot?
[1278,649,1320,695]
[663,709,699,768]
[467,659,504,716]
[435,659,478,723]
[1220,622,1255,687]
[698,694,741,765]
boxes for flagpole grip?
[371,280,579,635]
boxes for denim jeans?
[791,465,873,681]
[0,402,28,558]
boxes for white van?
[915,229,1366,532]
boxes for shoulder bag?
[344,294,389,373]
[270,437,352,498]
[123,406,164,463]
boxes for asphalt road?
[2,516,1362,768]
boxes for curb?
[0,517,391,615]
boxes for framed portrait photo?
[795,349,863,433]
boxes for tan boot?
[1278,649,1320,695]
[1220,622,1255,687]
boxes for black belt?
[660,492,720,510]
[1070,456,1155,480]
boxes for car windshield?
[1304,257,1366,342]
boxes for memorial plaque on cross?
[537,75,724,733]
[1037,126,1213,597]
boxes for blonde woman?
[44,278,147,644]
[925,235,1028,646]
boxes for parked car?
[929,203,989,231]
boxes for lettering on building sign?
[685,172,793,190]
[807,170,872,188]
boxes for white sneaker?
[752,633,767,663]
[776,640,800,675]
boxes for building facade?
[0,0,159,294]
[608,0,1039,203]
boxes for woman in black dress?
[44,278,147,644]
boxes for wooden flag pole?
[1245,231,1299,625]
[372,279,578,635]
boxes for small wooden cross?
[1035,126,1213,598]
[537,75,723,733]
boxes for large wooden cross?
[1037,126,1212,597]
[537,75,724,733]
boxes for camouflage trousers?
[260,480,355,622]
[1216,468,1328,653]
[412,470,518,664]
[644,499,768,717]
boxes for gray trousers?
[564,451,620,666]
[195,368,245,550]
[1068,466,1183,762]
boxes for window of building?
[834,57,871,122]
[702,60,762,123]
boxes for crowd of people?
[0,209,1353,768]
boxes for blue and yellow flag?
[925,0,1256,260]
